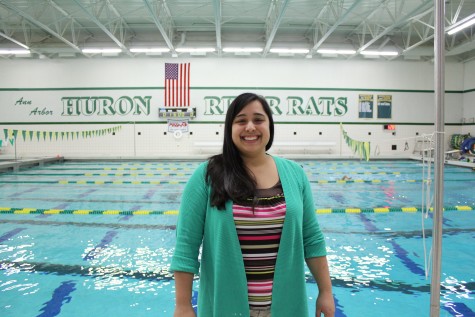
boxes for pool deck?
[0,156,64,173]
[410,155,475,170]
[0,155,474,172]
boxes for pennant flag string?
[0,125,122,144]
[340,123,371,161]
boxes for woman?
[171,93,335,317]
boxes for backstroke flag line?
[164,63,190,107]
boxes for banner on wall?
[377,95,392,119]
[358,94,373,118]
[0,89,359,123]
[167,119,189,133]
[0,126,122,144]
[0,59,405,123]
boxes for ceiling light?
[82,48,122,54]
[58,52,77,58]
[317,49,356,55]
[175,48,216,53]
[130,48,170,53]
[269,48,309,54]
[447,17,475,35]
[361,51,398,56]
[0,49,30,55]
[222,47,263,53]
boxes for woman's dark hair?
[206,92,274,210]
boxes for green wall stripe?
[0,86,472,93]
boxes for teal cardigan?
[170,155,327,317]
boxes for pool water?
[0,159,474,317]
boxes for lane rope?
[0,206,472,215]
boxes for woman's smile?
[231,100,270,157]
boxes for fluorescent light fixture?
[82,48,122,54]
[0,49,30,55]
[130,48,170,53]
[58,52,77,58]
[175,47,216,53]
[222,47,263,53]
[317,49,356,55]
[447,17,475,35]
[361,50,398,56]
[269,48,309,54]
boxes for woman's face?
[231,100,271,158]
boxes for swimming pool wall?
[0,122,467,160]
[1,58,474,159]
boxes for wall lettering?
[203,95,348,116]
[61,96,151,116]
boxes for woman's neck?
[241,152,269,169]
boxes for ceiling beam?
[72,0,131,55]
[143,0,176,53]
[446,37,475,56]
[263,0,290,56]
[0,30,29,49]
[400,9,475,59]
[213,0,222,54]
[46,0,93,56]
[0,30,47,58]
[356,0,433,53]
[311,0,364,52]
[0,0,81,52]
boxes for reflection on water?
[0,160,474,316]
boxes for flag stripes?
[165,63,190,107]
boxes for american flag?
[164,63,190,107]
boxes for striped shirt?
[233,181,286,310]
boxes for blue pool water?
[0,159,474,317]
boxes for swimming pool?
[0,159,474,316]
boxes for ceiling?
[1,0,475,62]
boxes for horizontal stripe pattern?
[233,182,286,310]
[0,206,472,215]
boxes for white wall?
[462,59,475,136]
[0,57,470,159]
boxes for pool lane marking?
[388,240,426,276]
[42,167,194,171]
[8,187,40,198]
[2,179,471,185]
[4,259,472,294]
[443,302,475,317]
[14,171,413,176]
[0,219,177,230]
[358,213,426,278]
[0,227,27,243]
[36,280,76,317]
[83,230,118,260]
[52,180,184,184]
[0,206,472,215]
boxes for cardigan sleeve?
[170,162,209,275]
[299,164,327,258]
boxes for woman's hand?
[173,304,196,317]
[173,272,196,317]
[315,291,335,317]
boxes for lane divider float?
[0,206,472,215]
